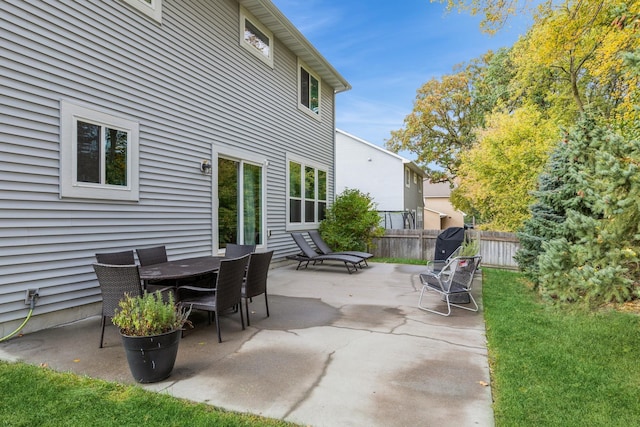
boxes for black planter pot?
[120,329,181,383]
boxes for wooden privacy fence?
[371,229,520,269]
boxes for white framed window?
[239,6,274,68]
[60,100,139,201]
[405,167,410,188]
[121,0,162,23]
[287,154,327,230]
[215,148,267,251]
[413,172,418,184]
[298,59,321,119]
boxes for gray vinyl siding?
[404,179,425,213]
[0,0,338,329]
[403,166,425,214]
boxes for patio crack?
[389,313,408,334]
[328,324,485,351]
[282,350,335,419]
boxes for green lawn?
[2,267,639,426]
[483,268,640,426]
[0,361,296,427]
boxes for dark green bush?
[318,188,384,252]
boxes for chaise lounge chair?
[308,230,373,267]
[286,232,364,274]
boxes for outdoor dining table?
[138,256,224,282]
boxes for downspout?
[332,90,337,206]
[332,82,351,206]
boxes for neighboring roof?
[240,0,351,93]
[424,181,454,197]
[424,208,448,218]
[336,129,405,160]
[336,129,427,178]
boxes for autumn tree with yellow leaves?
[387,0,639,232]
[409,0,640,305]
[452,104,559,231]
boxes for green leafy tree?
[433,0,543,33]
[452,104,558,231]
[318,189,384,252]
[470,48,518,115]
[429,0,638,231]
[536,113,640,305]
[510,0,638,124]
[440,0,639,129]
[612,4,640,140]
[385,71,481,184]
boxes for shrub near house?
[319,189,384,252]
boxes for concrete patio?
[0,261,494,427]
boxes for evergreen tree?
[536,113,640,305]
[514,147,570,286]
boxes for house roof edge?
[240,0,351,93]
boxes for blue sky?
[272,0,532,157]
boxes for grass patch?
[483,268,640,426]
[0,361,297,427]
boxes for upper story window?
[60,101,139,201]
[240,6,274,67]
[121,0,162,23]
[287,155,327,229]
[298,59,321,119]
[405,167,410,188]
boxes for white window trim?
[297,59,322,121]
[405,167,411,188]
[213,147,268,254]
[60,100,140,201]
[239,6,274,68]
[286,153,328,231]
[121,0,162,23]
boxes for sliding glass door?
[218,157,263,248]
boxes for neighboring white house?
[0,0,350,336]
[423,181,466,230]
[335,129,425,229]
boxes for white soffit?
[239,0,351,93]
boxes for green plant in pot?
[112,291,191,383]
[460,230,481,257]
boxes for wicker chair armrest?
[151,285,175,294]
[177,285,216,293]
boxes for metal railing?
[378,211,423,230]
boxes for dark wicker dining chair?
[224,243,256,258]
[135,245,175,291]
[136,245,168,266]
[242,250,274,326]
[92,263,144,348]
[95,250,135,265]
[177,254,250,343]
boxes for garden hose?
[0,293,37,343]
